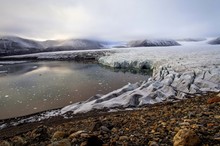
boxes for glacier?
[61,42,220,114]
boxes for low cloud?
[0,0,219,40]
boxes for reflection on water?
[0,61,149,119]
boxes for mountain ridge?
[2,35,218,56]
[208,37,220,45]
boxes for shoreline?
[0,92,219,145]
[0,100,176,139]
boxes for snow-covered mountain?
[0,36,44,56]
[127,39,180,47]
[0,36,106,56]
[208,37,220,45]
[44,39,104,51]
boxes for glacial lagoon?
[0,61,149,119]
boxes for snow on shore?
[61,43,220,114]
[0,61,27,65]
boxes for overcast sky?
[0,0,219,41]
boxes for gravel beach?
[0,92,219,146]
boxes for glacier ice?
[61,44,220,114]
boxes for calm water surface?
[0,61,149,119]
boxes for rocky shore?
[0,92,219,146]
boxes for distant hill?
[0,36,44,56]
[127,39,180,47]
[177,38,206,42]
[44,39,104,51]
[208,37,220,45]
[0,36,106,56]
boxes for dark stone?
[91,120,103,131]
[31,125,50,142]
[86,135,103,146]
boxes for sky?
[0,0,220,41]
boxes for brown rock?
[69,130,86,139]
[214,115,220,119]
[80,141,87,146]
[207,123,215,127]
[173,129,200,146]
[111,127,118,133]
[80,133,89,138]
[148,141,159,146]
[52,131,66,141]
[11,136,26,145]
[119,136,129,141]
[0,141,11,146]
[48,139,71,146]
[207,96,220,104]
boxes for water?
[0,61,150,119]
